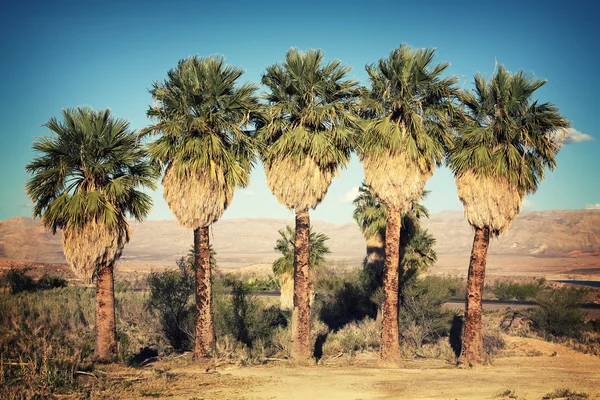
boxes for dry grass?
[362,151,433,212]
[264,157,334,210]
[62,220,127,283]
[162,164,233,229]
[456,171,523,236]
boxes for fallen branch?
[75,371,98,380]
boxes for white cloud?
[522,198,534,208]
[339,186,359,203]
[586,203,600,210]
[563,128,594,144]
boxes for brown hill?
[1,210,599,270]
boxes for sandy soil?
[91,336,600,400]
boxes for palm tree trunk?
[193,226,215,361]
[380,206,401,362]
[291,208,312,364]
[460,225,490,364]
[94,264,117,363]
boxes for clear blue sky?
[1,0,598,224]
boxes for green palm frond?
[357,44,460,166]
[449,65,570,194]
[142,55,262,189]
[26,107,157,234]
[272,225,330,276]
[352,182,431,239]
[258,48,360,172]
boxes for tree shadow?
[449,315,463,357]
[128,347,159,367]
[313,332,328,361]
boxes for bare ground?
[86,336,600,400]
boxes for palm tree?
[449,65,569,363]
[142,55,260,361]
[352,184,387,288]
[353,183,432,290]
[272,225,330,311]
[259,48,359,363]
[352,183,436,321]
[356,45,458,361]
[25,107,156,362]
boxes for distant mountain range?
[1,210,599,269]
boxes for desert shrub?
[223,274,279,292]
[489,279,545,301]
[526,287,588,338]
[215,280,287,349]
[5,267,37,294]
[321,318,380,357]
[542,388,589,399]
[399,276,457,347]
[0,287,95,398]
[146,258,195,351]
[482,327,506,355]
[36,274,68,290]
[314,266,376,330]
[4,268,68,294]
[115,289,168,365]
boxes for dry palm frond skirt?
[162,165,233,229]
[456,171,523,237]
[362,152,433,213]
[264,157,334,211]
[63,220,127,284]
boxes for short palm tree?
[353,183,431,290]
[26,107,156,362]
[142,55,260,361]
[259,48,359,362]
[272,225,330,310]
[449,65,569,363]
[356,45,458,361]
[352,183,436,318]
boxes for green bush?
[399,276,457,347]
[36,274,68,290]
[527,287,588,338]
[215,280,287,348]
[314,266,376,330]
[5,267,37,294]
[489,278,545,301]
[146,258,195,351]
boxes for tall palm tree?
[259,48,359,363]
[449,65,569,363]
[272,225,330,311]
[142,55,260,361]
[356,45,458,361]
[26,107,156,362]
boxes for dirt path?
[102,336,600,400]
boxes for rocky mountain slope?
[1,210,599,269]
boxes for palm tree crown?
[26,107,156,280]
[272,225,330,276]
[357,44,459,212]
[142,55,261,228]
[449,65,570,235]
[27,107,155,233]
[259,48,360,210]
